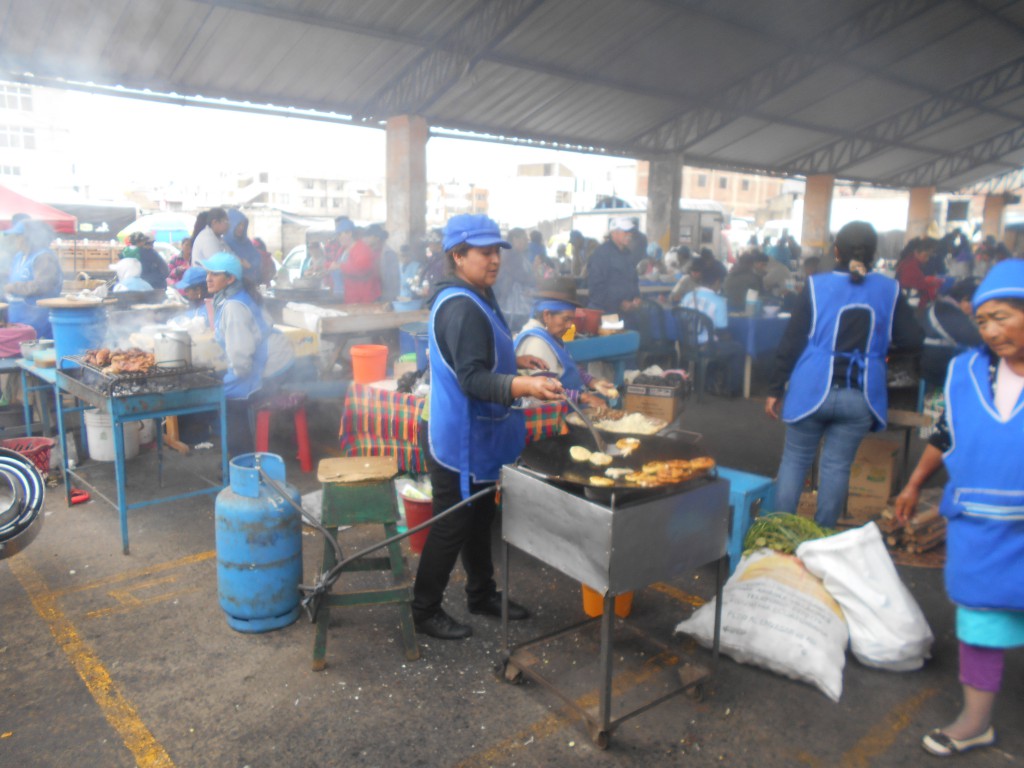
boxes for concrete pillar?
[801,174,834,261]
[385,115,428,251]
[906,186,935,240]
[982,193,1008,241]
[645,157,682,252]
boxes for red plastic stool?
[254,391,313,472]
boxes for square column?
[982,193,1009,241]
[386,115,428,250]
[906,186,935,240]
[645,157,682,251]
[801,174,834,261]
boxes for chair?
[627,298,677,369]
[252,390,313,472]
[671,306,728,401]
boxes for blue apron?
[214,290,271,399]
[428,287,526,499]
[514,326,586,391]
[941,349,1024,611]
[781,272,899,430]
[6,249,62,339]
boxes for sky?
[59,88,629,193]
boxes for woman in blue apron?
[3,220,63,339]
[514,276,616,407]
[766,221,923,527]
[411,214,564,641]
[895,259,1024,757]
[200,252,293,456]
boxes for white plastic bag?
[796,522,933,672]
[675,549,849,702]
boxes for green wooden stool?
[312,456,419,670]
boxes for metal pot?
[153,329,192,368]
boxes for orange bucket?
[581,584,634,618]
[350,344,388,383]
[401,495,433,554]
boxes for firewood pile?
[877,506,947,554]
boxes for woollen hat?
[199,251,244,281]
[972,258,1024,311]
[442,214,510,252]
[176,266,208,291]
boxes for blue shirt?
[682,286,728,343]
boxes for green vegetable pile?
[743,513,838,555]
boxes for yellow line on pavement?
[48,550,215,598]
[839,687,938,767]
[649,582,707,607]
[8,555,175,768]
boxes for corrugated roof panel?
[686,117,774,156]
[788,79,925,130]
[886,19,1024,91]
[706,0,873,38]
[844,1,976,71]
[843,149,939,180]
[711,124,834,165]
[755,64,869,120]
[912,113,1019,151]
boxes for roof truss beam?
[784,56,1024,174]
[885,123,1024,188]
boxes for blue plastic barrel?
[399,321,429,370]
[49,305,108,369]
[215,453,303,633]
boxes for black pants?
[225,398,255,458]
[411,420,498,621]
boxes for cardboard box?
[848,436,899,504]
[274,324,320,358]
[623,382,684,423]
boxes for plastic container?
[350,344,388,384]
[0,437,55,474]
[50,305,108,369]
[401,494,433,554]
[581,584,634,618]
[574,308,602,336]
[399,322,429,370]
[84,411,140,462]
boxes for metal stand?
[497,466,730,749]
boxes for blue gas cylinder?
[216,453,303,633]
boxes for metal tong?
[561,396,615,455]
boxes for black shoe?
[468,593,530,621]
[414,609,473,640]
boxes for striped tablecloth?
[339,383,567,474]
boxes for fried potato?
[588,452,613,467]
[604,467,631,479]
[588,475,615,487]
[569,445,592,463]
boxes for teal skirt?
[957,606,1024,648]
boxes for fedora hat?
[532,276,583,308]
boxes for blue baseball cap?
[176,266,208,291]
[3,220,27,236]
[442,214,510,252]
[199,251,244,281]
[973,259,1024,311]
[335,216,356,234]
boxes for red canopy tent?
[0,185,77,234]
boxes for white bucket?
[84,411,141,462]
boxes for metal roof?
[3,0,1023,192]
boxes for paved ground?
[1,391,1021,767]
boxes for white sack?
[796,522,933,672]
[675,549,848,702]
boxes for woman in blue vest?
[2,220,63,339]
[412,214,564,641]
[514,276,616,407]
[766,221,922,527]
[200,252,293,456]
[894,259,1024,757]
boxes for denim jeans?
[774,387,875,528]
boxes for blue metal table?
[725,314,790,398]
[56,367,229,554]
[17,358,56,436]
[564,331,640,388]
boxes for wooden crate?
[55,242,123,275]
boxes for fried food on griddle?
[588,476,615,487]
[588,451,613,467]
[84,347,156,374]
[569,445,592,463]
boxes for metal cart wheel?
[587,723,610,750]
[500,659,523,684]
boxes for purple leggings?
[959,642,1005,693]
